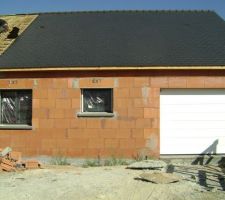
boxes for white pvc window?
[81,89,113,113]
[0,90,32,126]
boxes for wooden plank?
[0,14,38,55]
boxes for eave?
[1,66,225,72]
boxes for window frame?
[77,88,114,117]
[0,89,32,130]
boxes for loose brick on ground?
[9,151,22,162]
[25,160,40,169]
[1,158,16,167]
[1,163,15,172]
[0,147,12,157]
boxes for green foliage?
[82,156,128,167]
[133,153,146,162]
[82,159,101,167]
[133,148,154,161]
[104,156,128,166]
[50,156,70,165]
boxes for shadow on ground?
[167,155,225,191]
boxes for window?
[0,90,32,129]
[78,88,114,117]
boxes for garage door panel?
[160,138,221,154]
[161,105,225,113]
[161,97,225,105]
[160,89,225,154]
[161,89,225,96]
[161,112,225,120]
[160,128,225,138]
[162,120,225,129]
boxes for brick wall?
[0,70,225,158]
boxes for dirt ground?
[0,165,225,200]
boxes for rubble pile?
[0,147,41,172]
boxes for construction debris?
[0,146,41,172]
[138,172,183,184]
[0,147,12,157]
[9,151,22,162]
[25,160,40,169]
[127,160,167,170]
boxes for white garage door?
[160,89,225,154]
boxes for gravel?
[0,165,225,200]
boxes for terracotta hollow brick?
[40,99,55,108]
[114,88,130,98]
[49,109,65,118]
[86,119,102,129]
[88,138,104,148]
[33,89,48,99]
[70,119,86,128]
[99,129,115,138]
[187,77,205,88]
[204,77,225,88]
[1,163,15,172]
[168,77,187,88]
[55,99,71,109]
[72,98,80,108]
[116,129,131,138]
[150,77,168,88]
[119,119,136,128]
[128,108,144,118]
[101,120,119,129]
[136,118,152,128]
[119,139,135,149]
[134,77,150,87]
[129,88,143,98]
[131,129,144,138]
[144,108,159,118]
[104,139,119,148]
[53,119,70,128]
[52,79,68,89]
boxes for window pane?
[83,89,112,112]
[1,91,17,124]
[0,90,32,125]
[18,91,32,125]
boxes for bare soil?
[0,165,225,200]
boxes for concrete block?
[0,147,12,157]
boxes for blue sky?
[0,0,225,19]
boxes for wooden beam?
[0,66,225,72]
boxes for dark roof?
[1,10,225,69]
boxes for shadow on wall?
[192,139,218,165]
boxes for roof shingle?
[0,10,225,69]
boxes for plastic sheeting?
[83,89,112,112]
[1,92,16,124]
[1,91,32,125]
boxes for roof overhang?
[1,66,225,72]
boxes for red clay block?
[25,160,40,169]
[9,151,22,162]
[1,163,15,172]
[2,158,16,167]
